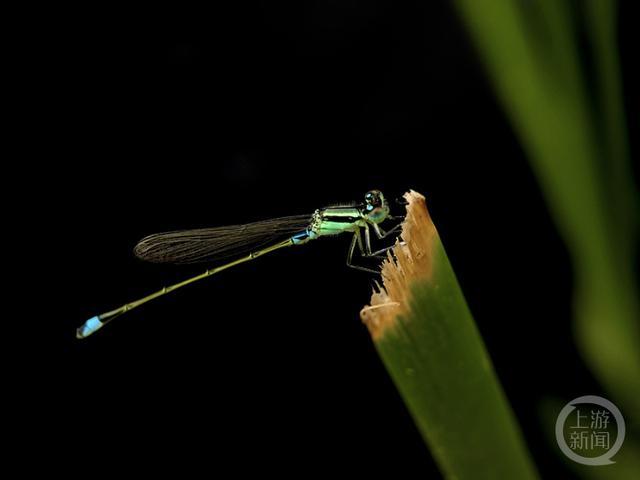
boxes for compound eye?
[365,190,381,206]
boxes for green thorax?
[311,206,366,237]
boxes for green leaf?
[362,191,539,480]
[452,0,640,423]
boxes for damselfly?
[77,190,403,339]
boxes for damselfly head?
[364,189,390,224]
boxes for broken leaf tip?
[360,190,437,339]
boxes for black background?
[23,1,637,477]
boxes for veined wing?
[134,214,312,264]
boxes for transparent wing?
[134,214,312,264]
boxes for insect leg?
[373,221,403,240]
[346,228,379,274]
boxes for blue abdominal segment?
[291,230,316,245]
[76,315,104,339]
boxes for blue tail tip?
[76,315,103,339]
